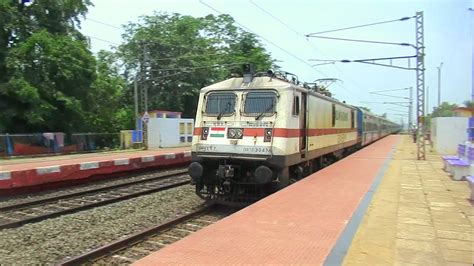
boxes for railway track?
[0,169,190,230]
[59,204,236,265]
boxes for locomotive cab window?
[205,92,236,117]
[243,91,277,117]
[292,95,300,116]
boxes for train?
[188,69,400,205]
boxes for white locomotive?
[188,70,399,204]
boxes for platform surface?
[0,147,190,189]
[135,135,400,265]
[0,148,188,171]
[343,136,474,265]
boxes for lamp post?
[469,8,474,102]
[437,62,443,107]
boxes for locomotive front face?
[190,86,281,204]
[194,90,277,158]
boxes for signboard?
[142,112,150,124]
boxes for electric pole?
[141,44,150,149]
[426,86,429,114]
[306,12,425,159]
[408,87,413,129]
[415,11,426,160]
[437,62,443,107]
[134,73,139,131]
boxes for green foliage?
[1,30,96,132]
[118,13,274,118]
[85,50,132,132]
[0,0,130,134]
[430,101,458,118]
[425,101,458,129]
[0,0,95,133]
[0,5,275,134]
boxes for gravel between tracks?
[0,184,204,265]
[0,168,185,207]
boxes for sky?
[80,0,473,124]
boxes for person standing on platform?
[412,126,417,143]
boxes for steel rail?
[59,204,215,265]
[0,172,190,230]
[0,169,187,212]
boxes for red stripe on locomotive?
[193,127,356,137]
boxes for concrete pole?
[437,62,443,107]
[471,8,474,102]
[409,86,413,129]
[426,86,429,114]
[134,74,139,130]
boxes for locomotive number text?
[242,147,271,154]
[197,145,217,152]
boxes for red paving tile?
[134,135,400,265]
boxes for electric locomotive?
[188,69,376,205]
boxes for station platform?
[0,148,191,190]
[134,135,474,265]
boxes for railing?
[0,132,121,157]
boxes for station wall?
[431,117,468,154]
[147,118,194,149]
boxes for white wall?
[431,117,468,154]
[147,118,194,149]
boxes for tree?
[430,102,458,118]
[85,50,131,132]
[118,13,274,118]
[0,0,91,83]
[1,30,97,132]
[0,0,96,133]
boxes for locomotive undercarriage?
[190,159,279,206]
[190,146,361,206]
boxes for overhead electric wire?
[199,0,327,77]
[304,14,416,106]
[307,35,415,48]
[149,62,247,80]
[248,0,364,100]
[153,52,227,61]
[86,17,122,30]
[86,35,120,45]
[249,0,302,37]
[306,16,415,36]
[153,62,246,72]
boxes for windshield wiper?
[217,102,231,120]
[255,103,274,120]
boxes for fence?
[0,132,121,157]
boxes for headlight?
[264,128,272,142]
[201,127,209,140]
[227,128,243,139]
